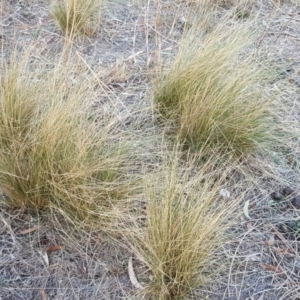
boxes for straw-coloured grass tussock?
[155,19,273,156]
[0,55,134,229]
[129,152,241,300]
[51,0,104,36]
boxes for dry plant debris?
[1,0,300,299]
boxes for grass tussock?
[0,55,133,228]
[130,152,240,300]
[51,0,104,36]
[155,20,273,156]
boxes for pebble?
[21,11,32,18]
[270,191,282,201]
[219,188,230,198]
[292,196,300,208]
[282,186,294,196]
[285,221,297,230]
[279,224,290,233]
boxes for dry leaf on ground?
[46,245,64,253]
[19,226,39,235]
[40,289,47,300]
[128,257,143,289]
[261,263,284,274]
[243,200,250,219]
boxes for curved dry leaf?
[19,226,39,235]
[40,289,47,300]
[243,200,250,220]
[46,245,63,254]
[261,263,283,274]
[128,257,143,289]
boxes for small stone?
[179,16,187,24]
[288,232,296,241]
[219,188,230,198]
[270,191,282,201]
[285,221,297,230]
[21,11,31,18]
[292,196,300,208]
[279,224,290,233]
[282,186,294,196]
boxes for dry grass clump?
[51,0,104,36]
[155,20,272,156]
[0,55,133,228]
[130,152,241,300]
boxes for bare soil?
[1,0,300,299]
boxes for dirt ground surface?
[1,0,300,299]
